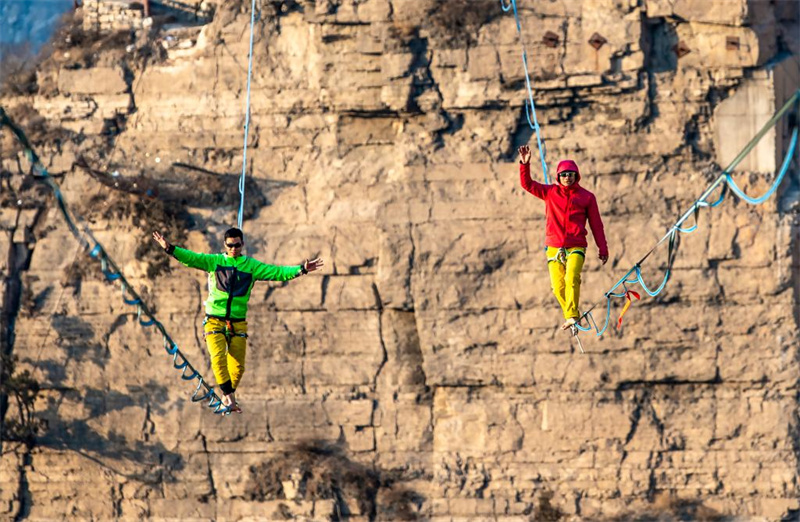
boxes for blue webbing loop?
[633,265,671,297]
[211,399,226,413]
[574,308,598,333]
[163,338,179,355]
[172,351,189,370]
[120,282,142,306]
[180,366,199,381]
[104,270,121,282]
[696,184,727,209]
[575,294,612,337]
[675,203,700,233]
[100,257,121,281]
[191,380,214,402]
[89,244,102,258]
[725,125,798,205]
[500,0,520,30]
[137,305,156,327]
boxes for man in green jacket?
[152,228,323,413]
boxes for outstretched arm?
[518,145,548,199]
[251,257,325,281]
[587,197,609,264]
[152,230,219,272]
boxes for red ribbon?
[616,290,641,329]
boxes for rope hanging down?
[574,89,800,338]
[237,0,259,230]
[500,0,550,184]
[0,107,231,416]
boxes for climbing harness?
[547,247,585,265]
[202,318,248,341]
[572,89,800,340]
[0,107,232,416]
[237,0,260,230]
[500,0,550,184]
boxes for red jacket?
[520,161,608,257]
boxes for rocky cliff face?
[1,0,799,520]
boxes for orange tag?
[616,290,641,329]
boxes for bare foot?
[561,317,577,330]
[223,393,242,414]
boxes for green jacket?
[168,246,302,320]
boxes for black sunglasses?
[559,171,576,177]
[225,242,242,248]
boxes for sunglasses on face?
[559,171,576,178]
[225,242,242,249]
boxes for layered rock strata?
[1,0,799,520]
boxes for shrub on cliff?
[427,0,499,48]
[0,353,45,447]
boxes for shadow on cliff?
[791,196,800,522]
[246,441,425,521]
[21,311,184,481]
[32,379,184,483]
[23,311,151,386]
[603,496,734,522]
[27,316,109,385]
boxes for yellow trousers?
[203,317,248,393]
[546,247,586,320]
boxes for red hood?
[556,159,581,183]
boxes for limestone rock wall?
[1,0,799,520]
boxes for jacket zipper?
[224,267,237,320]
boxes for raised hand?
[303,257,324,273]
[152,231,170,250]
[518,145,531,165]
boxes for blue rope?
[674,185,727,233]
[0,107,230,416]
[574,92,799,338]
[500,0,550,184]
[699,185,727,208]
[237,0,259,230]
[120,282,142,306]
[574,297,612,335]
[725,125,798,204]
[632,265,671,298]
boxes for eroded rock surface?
[1,0,799,520]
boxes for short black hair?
[224,227,244,241]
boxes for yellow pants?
[203,317,248,394]
[546,247,586,320]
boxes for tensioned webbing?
[0,107,230,415]
[575,89,800,338]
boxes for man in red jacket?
[518,145,609,330]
